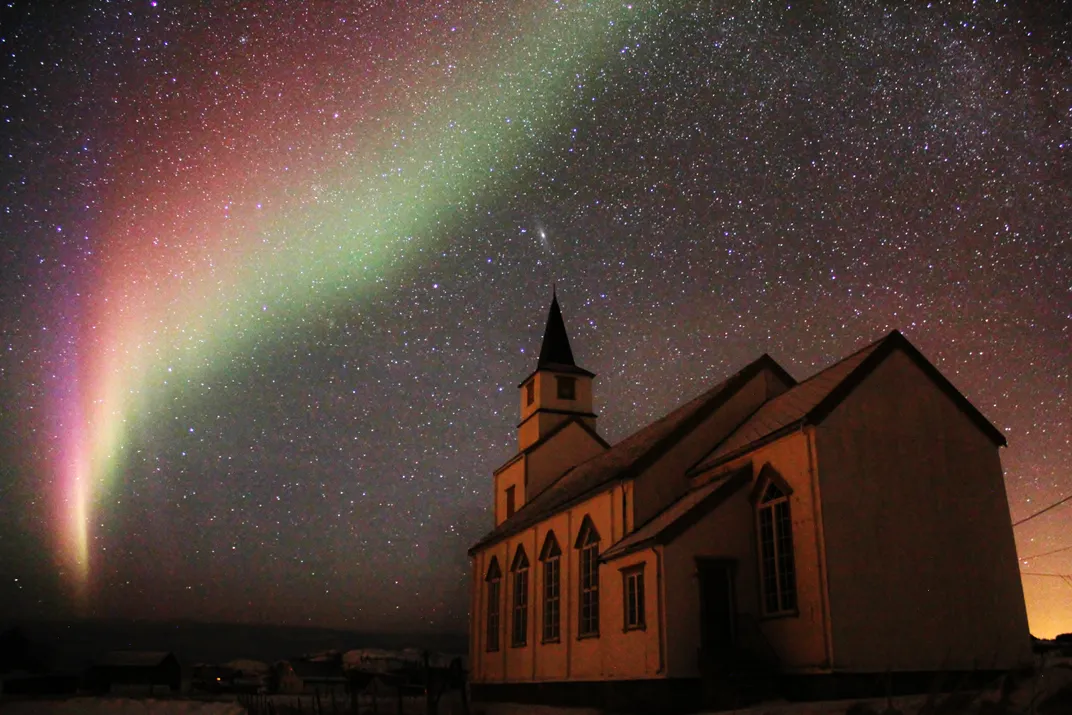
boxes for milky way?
[1,1,1069,637]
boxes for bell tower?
[517,293,597,450]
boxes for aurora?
[53,1,652,604]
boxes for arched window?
[539,532,562,642]
[574,516,601,637]
[510,546,530,647]
[485,557,502,651]
[755,469,796,615]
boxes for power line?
[1020,543,1072,561]
[1020,572,1072,589]
[1012,492,1072,528]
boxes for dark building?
[85,651,181,694]
[0,627,45,674]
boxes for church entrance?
[697,559,736,658]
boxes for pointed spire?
[537,293,576,368]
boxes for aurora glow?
[55,1,652,603]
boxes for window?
[556,376,576,400]
[575,517,600,637]
[757,482,797,614]
[525,380,534,406]
[580,543,600,635]
[510,547,529,647]
[485,558,502,651]
[623,567,645,630]
[505,486,516,518]
[539,532,562,642]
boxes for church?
[467,296,1031,711]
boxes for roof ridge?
[687,332,900,476]
[611,469,725,542]
[789,329,898,390]
[690,329,1004,476]
[469,353,791,555]
[608,353,791,450]
[602,466,752,561]
[492,416,610,476]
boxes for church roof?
[600,465,752,561]
[468,354,793,555]
[690,330,1006,476]
[493,417,610,476]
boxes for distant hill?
[3,619,467,671]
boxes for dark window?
[623,567,645,630]
[539,532,562,642]
[543,557,560,641]
[556,376,576,400]
[575,519,600,637]
[511,547,529,647]
[485,558,502,652]
[525,380,534,406]
[757,482,796,614]
[486,580,501,651]
[505,486,516,518]
[580,544,599,636]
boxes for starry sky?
[0,1,1069,638]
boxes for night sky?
[1,1,1069,639]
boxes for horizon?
[2,616,467,639]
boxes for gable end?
[807,331,1006,447]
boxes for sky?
[0,1,1068,638]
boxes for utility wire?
[1020,543,1072,561]
[1020,572,1072,589]
[1012,492,1072,528]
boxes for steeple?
[537,292,576,368]
[516,293,597,451]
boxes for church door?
[697,559,736,660]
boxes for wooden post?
[423,651,432,715]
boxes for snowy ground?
[3,658,1068,715]
[0,698,246,714]
[474,657,1072,715]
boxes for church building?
[468,296,1031,711]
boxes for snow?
[0,698,245,714]
[473,657,1072,715]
